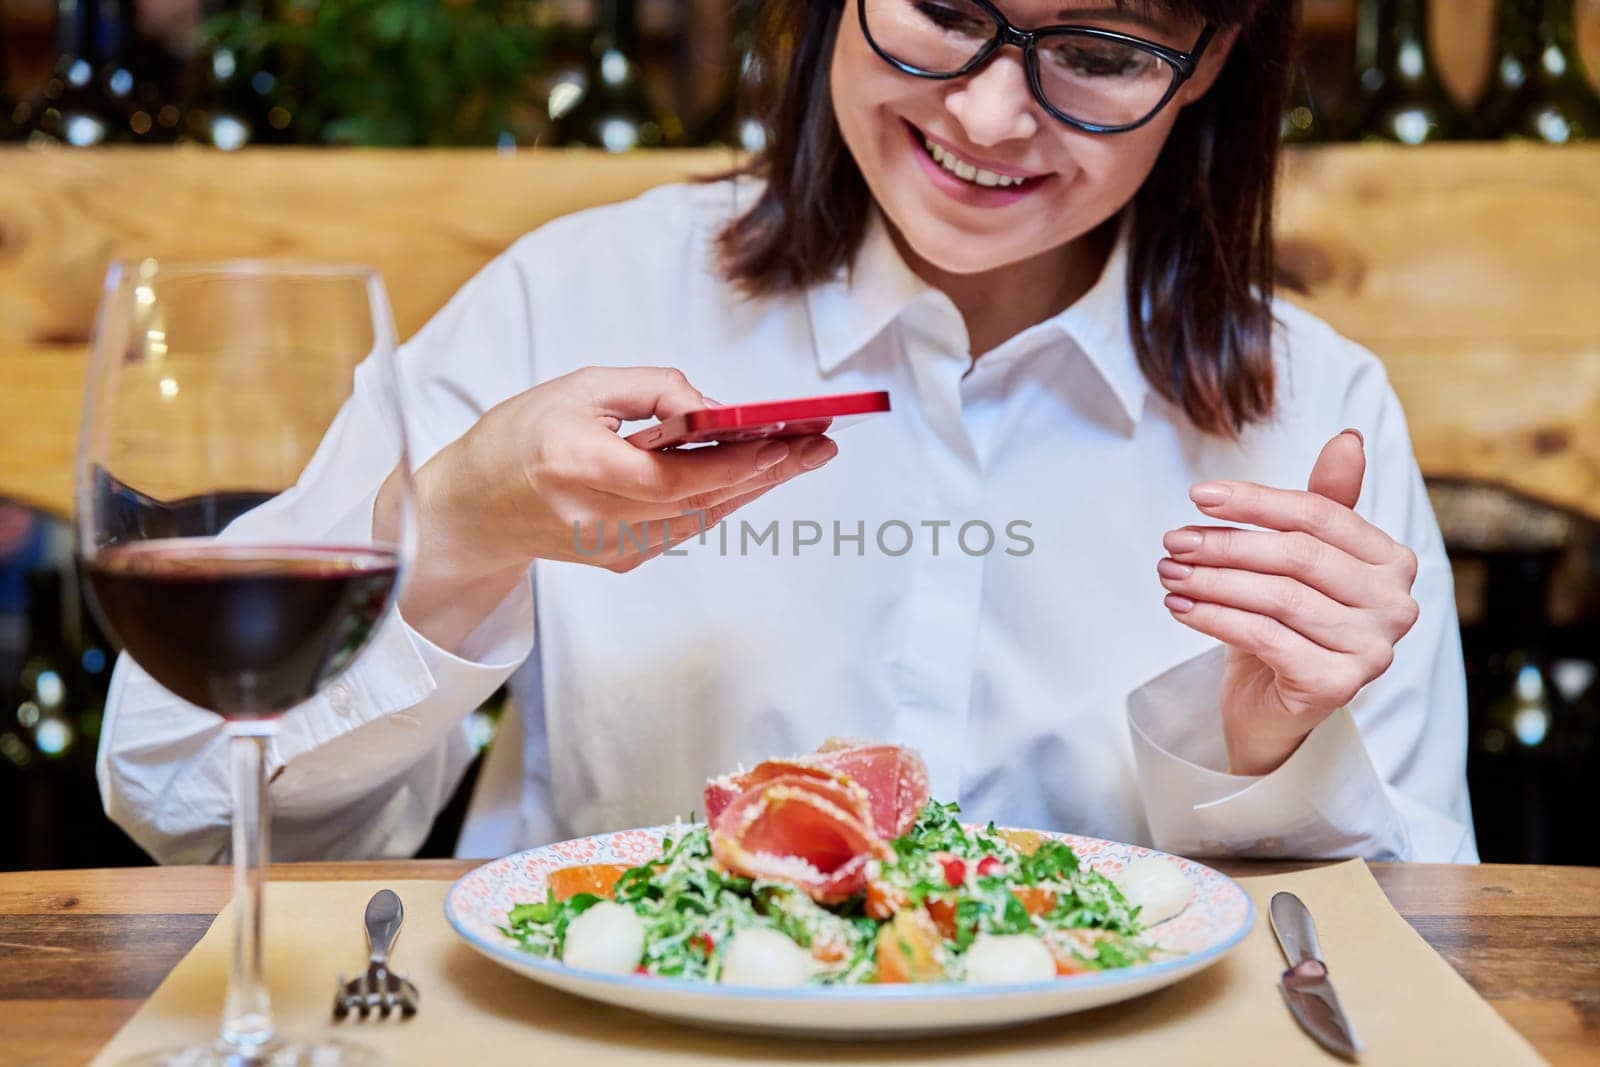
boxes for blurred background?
[2,0,1599,871]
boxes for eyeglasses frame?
[857,0,1218,134]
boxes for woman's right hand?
[375,366,837,652]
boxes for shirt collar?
[806,209,935,376]
[805,209,1149,427]
[1048,222,1148,427]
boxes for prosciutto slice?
[708,776,887,903]
[702,760,867,830]
[704,741,929,840]
[810,738,930,839]
[702,740,931,903]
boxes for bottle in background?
[181,39,287,150]
[24,0,176,145]
[1352,0,1471,142]
[16,570,77,767]
[1283,60,1330,143]
[696,0,771,152]
[0,11,16,141]
[553,0,681,150]
[1286,0,1364,143]
[28,0,124,145]
[1479,0,1600,141]
[1467,546,1571,864]
[1562,665,1600,863]
[1478,0,1542,132]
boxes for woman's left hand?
[1156,430,1421,776]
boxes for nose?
[943,53,1040,146]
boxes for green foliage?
[1017,840,1081,884]
[205,0,548,146]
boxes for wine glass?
[77,260,415,1066]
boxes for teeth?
[923,136,1030,189]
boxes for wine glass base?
[120,1038,383,1067]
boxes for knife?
[1269,891,1362,1060]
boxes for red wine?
[85,542,400,717]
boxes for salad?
[502,741,1192,987]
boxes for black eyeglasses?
[858,0,1216,134]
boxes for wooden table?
[2,861,1597,1066]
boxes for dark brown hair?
[715,1,1298,437]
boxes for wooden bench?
[3,144,1598,520]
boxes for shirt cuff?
[269,575,535,775]
[1127,647,1411,860]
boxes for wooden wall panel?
[2,144,1599,524]
[1279,145,1600,521]
[0,147,725,345]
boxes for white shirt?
[97,181,1478,866]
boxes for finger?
[1163,525,1388,607]
[593,434,837,508]
[1157,559,1364,653]
[1187,480,1396,565]
[603,483,782,572]
[1308,429,1365,510]
[1163,597,1366,708]
[564,366,711,423]
[665,482,781,541]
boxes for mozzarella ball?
[963,933,1056,985]
[1115,857,1193,927]
[561,901,645,975]
[719,928,814,987]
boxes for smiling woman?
[97,0,1477,876]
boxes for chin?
[893,216,1043,276]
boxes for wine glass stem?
[221,724,276,1053]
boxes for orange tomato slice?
[998,828,1044,855]
[875,908,946,983]
[925,896,959,940]
[1011,885,1057,917]
[547,863,629,902]
[810,929,851,964]
[1045,929,1101,977]
[865,878,911,919]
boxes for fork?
[333,889,419,1019]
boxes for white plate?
[444,824,1254,1037]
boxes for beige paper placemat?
[94,860,1541,1066]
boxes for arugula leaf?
[1018,840,1080,884]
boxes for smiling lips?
[909,121,1051,190]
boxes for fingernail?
[800,438,837,470]
[1165,594,1197,614]
[1164,530,1203,554]
[1341,427,1364,445]
[1157,558,1194,580]
[1190,483,1230,507]
[702,396,725,408]
[755,441,790,470]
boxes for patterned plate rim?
[443,824,1257,1002]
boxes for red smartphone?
[624,390,891,450]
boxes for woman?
[99,0,1476,864]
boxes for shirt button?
[328,683,355,717]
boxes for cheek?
[831,23,903,180]
[1059,119,1175,211]
[830,60,870,165]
